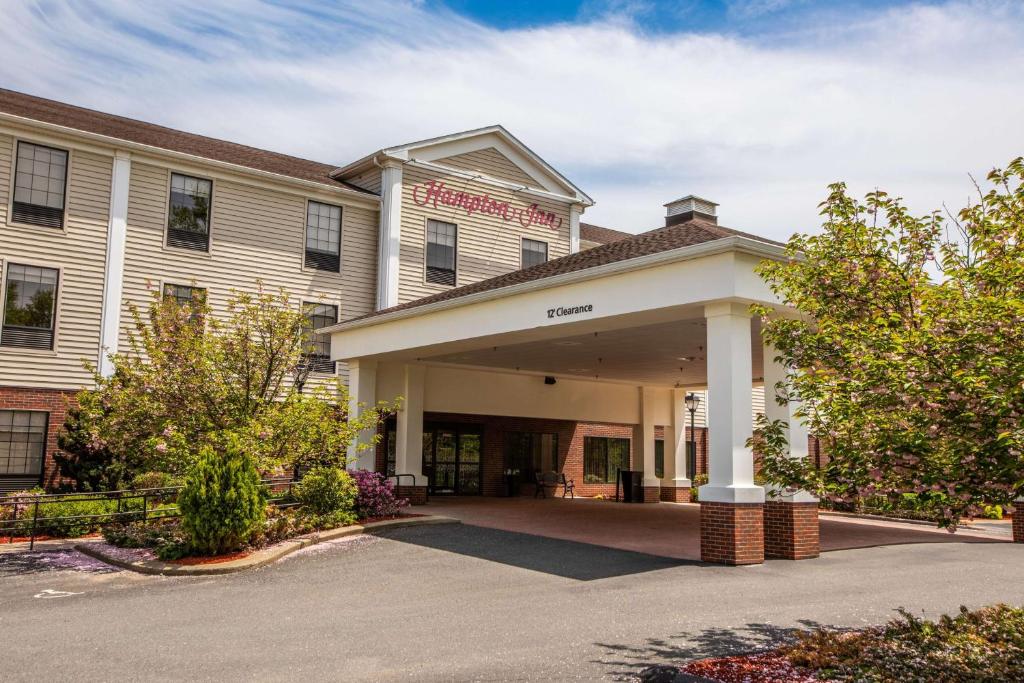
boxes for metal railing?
[0,478,298,550]
[389,473,427,503]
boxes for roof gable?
[434,146,543,190]
[334,125,592,205]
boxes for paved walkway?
[420,496,1007,561]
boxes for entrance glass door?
[423,424,482,495]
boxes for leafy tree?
[79,283,393,476]
[754,158,1024,528]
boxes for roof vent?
[664,195,717,226]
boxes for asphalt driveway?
[422,496,1008,561]
[1,523,1022,682]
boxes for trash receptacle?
[617,470,643,503]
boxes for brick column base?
[396,486,428,506]
[764,501,820,560]
[1013,512,1024,543]
[660,487,691,503]
[641,486,661,503]
[700,502,764,565]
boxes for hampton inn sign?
[413,179,563,229]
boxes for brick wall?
[0,386,77,490]
[764,501,820,559]
[700,501,764,565]
[1013,510,1024,544]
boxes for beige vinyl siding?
[436,147,543,189]
[346,167,382,194]
[0,133,110,389]
[684,386,766,429]
[397,163,572,303]
[120,161,378,386]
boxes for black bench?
[533,470,575,499]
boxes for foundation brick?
[396,485,428,506]
[660,486,691,503]
[764,500,820,560]
[700,501,764,565]
[1013,511,1024,544]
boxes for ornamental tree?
[754,158,1024,528]
[71,283,394,478]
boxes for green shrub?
[783,604,1024,682]
[294,466,357,527]
[982,504,1003,520]
[177,436,266,556]
[131,471,181,490]
[690,474,708,502]
[102,519,190,560]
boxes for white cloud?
[0,0,1022,241]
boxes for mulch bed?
[680,654,819,682]
[1,532,101,544]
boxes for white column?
[376,162,403,311]
[569,204,582,253]
[762,341,817,503]
[346,358,378,471]
[395,364,428,486]
[699,302,763,504]
[636,387,659,488]
[98,151,131,378]
[663,387,691,487]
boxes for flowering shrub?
[351,470,408,519]
[782,604,1024,682]
[755,159,1024,528]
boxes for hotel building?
[0,88,816,564]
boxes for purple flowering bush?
[351,470,408,519]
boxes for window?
[304,201,342,272]
[654,439,665,479]
[166,173,212,251]
[425,219,457,285]
[583,436,630,484]
[162,283,206,308]
[303,302,338,374]
[2,263,58,350]
[0,410,47,476]
[521,238,548,268]
[505,432,559,474]
[12,142,68,228]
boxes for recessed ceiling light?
[675,356,695,362]
[567,368,591,373]
[554,340,583,346]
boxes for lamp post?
[684,392,700,480]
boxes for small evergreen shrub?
[352,469,408,519]
[293,466,358,528]
[131,471,181,490]
[177,437,266,555]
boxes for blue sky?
[1,1,1022,239]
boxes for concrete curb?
[820,509,1003,531]
[75,515,460,576]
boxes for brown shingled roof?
[0,88,376,195]
[580,222,633,245]
[342,219,783,325]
